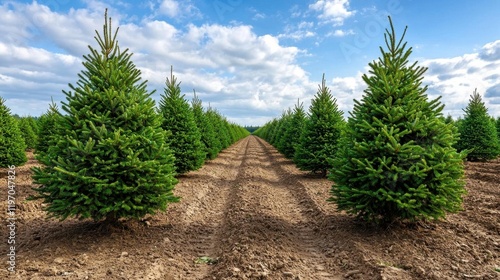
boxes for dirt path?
[1,136,499,280]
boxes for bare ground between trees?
[0,135,498,279]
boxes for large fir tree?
[294,75,344,177]
[0,97,27,167]
[456,89,500,161]
[30,10,179,222]
[329,17,466,223]
[159,67,205,174]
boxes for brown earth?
[0,135,499,279]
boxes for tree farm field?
[0,136,498,280]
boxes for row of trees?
[0,10,248,223]
[255,17,496,224]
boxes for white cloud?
[309,0,356,26]
[328,29,355,37]
[278,22,316,41]
[159,0,179,17]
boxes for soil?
[0,135,499,280]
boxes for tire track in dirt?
[206,136,379,279]
[137,137,251,279]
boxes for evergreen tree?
[444,114,454,124]
[456,89,500,161]
[30,10,179,222]
[0,97,27,167]
[35,100,62,158]
[496,117,500,141]
[205,107,223,154]
[159,67,205,174]
[18,116,38,150]
[273,109,292,149]
[279,100,306,159]
[329,17,466,224]
[191,90,219,160]
[294,75,344,177]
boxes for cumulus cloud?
[159,0,179,17]
[479,40,500,61]
[309,0,356,26]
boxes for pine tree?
[159,67,205,174]
[0,97,27,167]
[30,10,179,222]
[294,75,344,177]
[280,100,306,159]
[496,117,500,141]
[444,114,454,124]
[273,109,292,150]
[329,17,466,224]
[456,89,500,161]
[192,90,219,160]
[35,100,62,158]
[18,116,38,150]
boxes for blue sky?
[1,0,500,125]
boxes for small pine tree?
[280,100,306,159]
[329,17,466,224]
[0,97,27,167]
[444,114,454,124]
[274,109,292,150]
[191,90,219,160]
[18,117,38,150]
[30,10,179,222]
[159,67,205,174]
[35,100,62,158]
[294,75,344,177]
[496,117,500,141]
[456,89,500,161]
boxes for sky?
[1,0,500,126]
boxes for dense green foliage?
[159,68,206,174]
[279,101,306,159]
[456,90,500,161]
[329,18,466,224]
[30,11,179,222]
[294,75,344,176]
[455,89,500,161]
[191,91,219,160]
[0,97,27,167]
[497,117,500,141]
[18,116,38,149]
[35,101,62,157]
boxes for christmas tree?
[30,10,179,222]
[0,97,27,167]
[35,100,62,158]
[294,75,344,177]
[496,117,500,141]
[18,116,38,150]
[191,90,219,160]
[456,89,500,161]
[159,67,205,174]
[280,100,306,159]
[329,17,466,223]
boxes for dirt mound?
[0,137,498,279]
